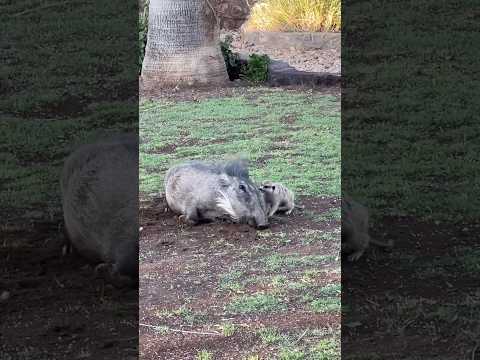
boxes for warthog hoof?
[94,263,135,288]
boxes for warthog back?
[61,134,139,279]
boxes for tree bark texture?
[141,0,228,89]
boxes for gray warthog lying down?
[164,160,269,229]
[60,134,138,286]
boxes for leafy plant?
[220,36,270,83]
[241,54,271,84]
[139,0,149,73]
[220,35,242,80]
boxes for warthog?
[164,160,269,229]
[342,194,393,261]
[60,133,138,286]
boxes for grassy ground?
[139,87,341,359]
[1,1,137,117]
[342,0,480,358]
[342,0,480,223]
[1,1,138,358]
[1,107,136,222]
[1,0,137,221]
[139,88,340,199]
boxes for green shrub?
[241,54,270,84]
[220,36,270,84]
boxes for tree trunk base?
[141,47,228,89]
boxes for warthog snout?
[256,223,269,230]
[248,217,269,230]
[248,213,269,230]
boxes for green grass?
[219,270,246,293]
[313,207,341,222]
[197,349,213,360]
[225,293,286,315]
[415,246,480,276]
[343,0,480,223]
[312,338,340,360]
[2,1,137,116]
[457,247,480,273]
[264,254,336,272]
[152,306,207,326]
[342,4,480,355]
[219,323,236,337]
[278,348,305,360]
[299,229,340,245]
[258,327,284,345]
[318,283,341,297]
[310,297,341,313]
[1,113,136,218]
[256,328,340,360]
[139,89,340,199]
[1,1,137,222]
[355,293,480,342]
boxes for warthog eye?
[239,184,247,192]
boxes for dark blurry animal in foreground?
[342,194,393,261]
[61,133,138,287]
[164,159,269,229]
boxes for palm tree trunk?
[141,0,228,89]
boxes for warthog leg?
[94,263,134,288]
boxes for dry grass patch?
[245,0,340,32]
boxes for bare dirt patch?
[342,217,480,359]
[140,81,340,102]
[139,196,340,359]
[0,223,138,359]
[228,31,341,74]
